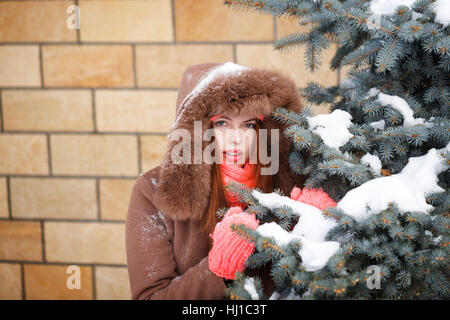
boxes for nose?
[226,128,242,145]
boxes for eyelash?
[215,121,256,129]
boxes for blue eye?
[215,120,226,126]
[245,123,257,129]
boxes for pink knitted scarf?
[220,160,257,209]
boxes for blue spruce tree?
[221,0,449,299]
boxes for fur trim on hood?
[151,62,304,221]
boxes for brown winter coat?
[125,62,306,300]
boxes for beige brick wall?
[0,0,338,300]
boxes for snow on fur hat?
[151,62,304,221]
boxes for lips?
[223,150,243,162]
[224,150,242,155]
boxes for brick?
[0,177,8,218]
[10,177,97,220]
[95,266,131,300]
[0,45,40,87]
[0,1,77,42]
[135,45,233,87]
[0,221,42,261]
[276,14,309,39]
[42,45,134,87]
[95,90,177,133]
[99,179,135,221]
[24,264,93,300]
[0,263,22,299]
[44,221,126,264]
[2,90,93,131]
[50,134,138,176]
[79,0,172,42]
[174,0,273,41]
[0,134,48,175]
[236,43,339,88]
[140,135,169,172]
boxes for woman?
[125,62,310,299]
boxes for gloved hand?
[290,186,337,210]
[208,206,259,280]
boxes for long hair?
[200,120,274,250]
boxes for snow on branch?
[306,109,354,150]
[338,142,449,220]
[252,142,449,272]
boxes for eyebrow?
[216,116,257,122]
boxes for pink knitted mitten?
[290,186,337,210]
[208,206,259,280]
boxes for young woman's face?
[212,113,258,167]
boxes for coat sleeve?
[125,176,228,300]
